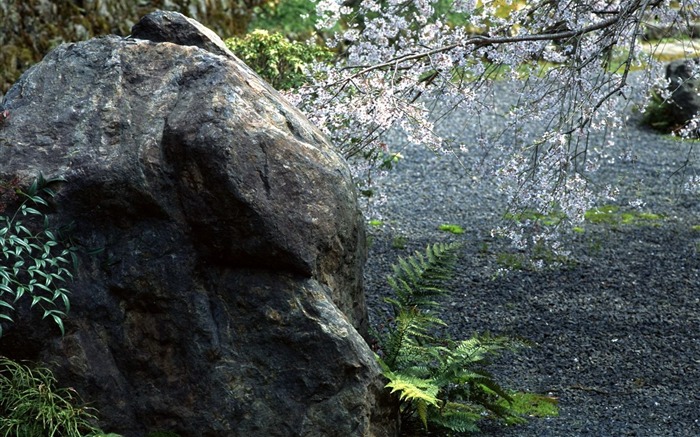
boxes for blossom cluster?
[292,0,700,255]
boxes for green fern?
[381,242,460,370]
[381,305,445,369]
[385,242,461,312]
[374,243,557,433]
[381,368,440,429]
[428,401,482,433]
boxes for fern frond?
[385,377,439,406]
[472,373,515,407]
[451,334,525,368]
[383,371,441,429]
[429,401,483,433]
[386,242,462,312]
[415,400,429,430]
[382,306,445,368]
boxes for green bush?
[374,243,557,433]
[225,30,332,90]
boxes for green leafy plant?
[0,174,77,337]
[641,90,672,130]
[225,30,332,90]
[374,242,557,433]
[0,356,107,437]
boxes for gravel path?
[362,87,700,436]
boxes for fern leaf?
[381,305,445,368]
[473,374,515,406]
[429,401,483,433]
[386,242,462,312]
[415,398,430,429]
[385,374,439,404]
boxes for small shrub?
[391,235,407,249]
[225,30,332,90]
[584,205,664,226]
[0,356,106,437]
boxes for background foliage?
[0,0,276,97]
[225,30,332,90]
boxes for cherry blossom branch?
[338,10,631,81]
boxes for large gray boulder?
[0,11,396,437]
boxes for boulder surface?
[0,11,396,437]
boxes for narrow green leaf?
[50,313,65,336]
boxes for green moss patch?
[504,205,665,229]
[585,205,665,226]
[497,392,559,424]
[503,209,567,227]
[437,223,465,234]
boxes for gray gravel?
[362,84,700,436]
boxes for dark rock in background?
[0,11,396,437]
[643,22,700,41]
[665,58,700,129]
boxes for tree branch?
[340,12,629,80]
